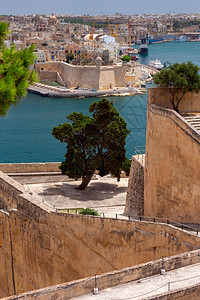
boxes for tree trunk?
[77,170,95,190]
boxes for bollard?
[161,256,167,275]
[153,218,155,223]
[167,220,169,224]
[93,275,99,295]
[116,214,117,219]
[103,212,105,217]
[128,215,130,220]
[168,282,171,291]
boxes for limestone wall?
[0,163,61,173]
[124,155,144,216]
[3,249,200,300]
[149,87,200,113]
[1,208,200,299]
[35,62,126,90]
[0,170,200,298]
[39,70,57,82]
[144,89,200,223]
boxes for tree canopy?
[0,21,37,115]
[121,55,131,62]
[66,53,74,63]
[153,61,200,112]
[52,98,130,190]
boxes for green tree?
[153,62,200,112]
[52,99,130,190]
[66,53,74,63]
[0,21,37,115]
[121,55,131,62]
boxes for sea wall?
[144,88,200,223]
[35,62,126,90]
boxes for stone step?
[182,114,200,133]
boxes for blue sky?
[1,0,200,15]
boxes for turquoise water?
[0,42,199,163]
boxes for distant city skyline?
[1,0,200,15]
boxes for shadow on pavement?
[39,181,127,202]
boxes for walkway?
[74,263,200,299]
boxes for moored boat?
[149,59,164,70]
[138,43,148,55]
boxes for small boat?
[149,59,163,70]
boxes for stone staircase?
[182,114,200,133]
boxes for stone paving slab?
[25,175,129,212]
[74,263,200,300]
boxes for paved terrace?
[74,263,200,300]
[13,174,129,215]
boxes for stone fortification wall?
[35,62,126,90]
[3,249,200,300]
[144,89,200,223]
[38,70,57,82]
[124,155,144,216]
[0,170,200,298]
[0,163,60,174]
[99,67,116,90]
[149,87,200,113]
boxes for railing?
[133,145,145,165]
[92,272,200,299]
[54,207,200,236]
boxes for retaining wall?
[0,167,200,298]
[3,249,200,300]
[124,155,144,216]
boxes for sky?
[1,0,200,15]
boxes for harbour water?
[0,42,199,163]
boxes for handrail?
[54,207,200,236]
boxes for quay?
[28,83,146,98]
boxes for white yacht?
[149,59,164,70]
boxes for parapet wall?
[35,62,126,90]
[0,170,200,298]
[0,162,60,173]
[149,87,200,113]
[144,88,200,223]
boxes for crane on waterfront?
[128,21,135,49]
[106,17,118,41]
[89,18,95,40]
